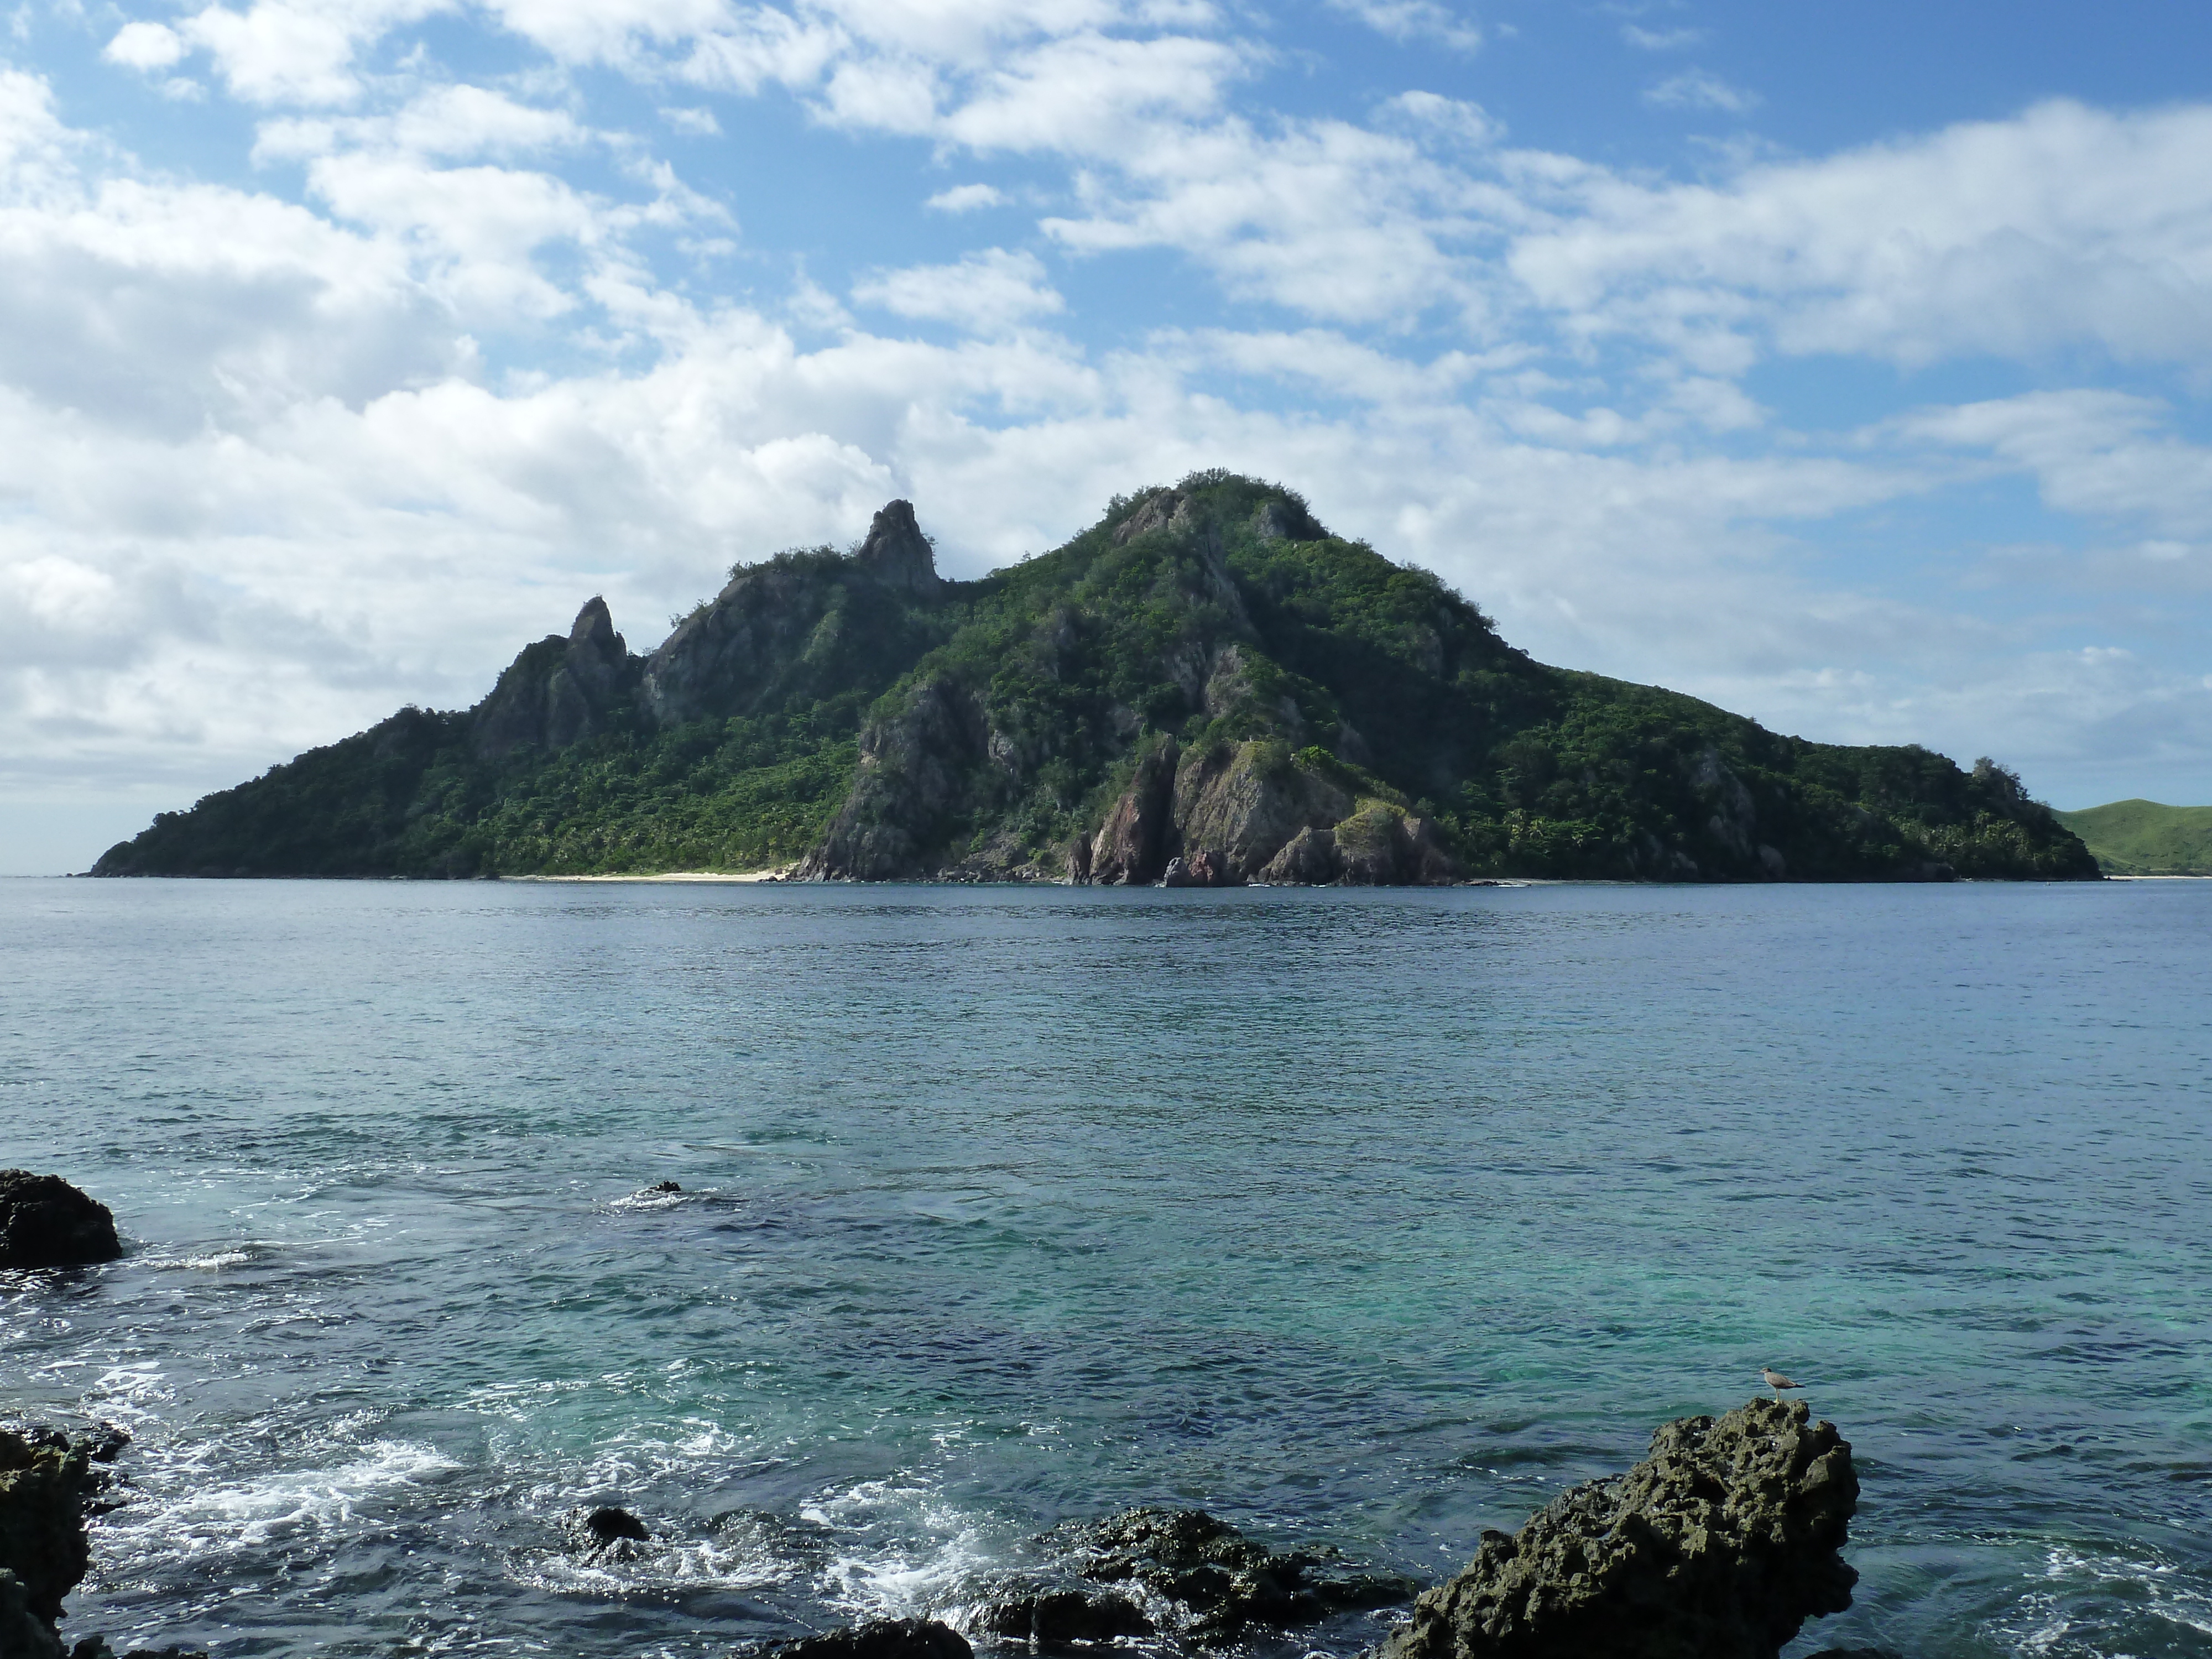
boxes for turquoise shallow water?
[1,879,2208,1658]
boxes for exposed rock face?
[1261,825,1340,884]
[0,1174,121,1269]
[0,1423,129,1657]
[1375,1398,1858,1659]
[1160,850,1233,887]
[1057,1507,1418,1643]
[797,677,991,879]
[1331,807,1462,886]
[1079,740,1466,889]
[473,597,633,758]
[1250,497,1321,542]
[853,500,943,597]
[641,503,949,728]
[1171,741,1353,883]
[1089,740,1181,885]
[772,1618,973,1659]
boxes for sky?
[4,0,2211,873]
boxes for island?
[92,472,2096,884]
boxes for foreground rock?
[989,1506,1417,1644]
[1377,1397,1857,1659]
[0,1424,131,1659]
[772,1617,974,1659]
[0,1174,122,1270]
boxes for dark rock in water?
[771,1616,973,1659]
[586,1506,649,1543]
[1059,1507,1419,1642]
[572,1505,651,1559]
[648,1181,682,1194]
[0,1173,122,1269]
[3,1567,64,1659]
[1375,1397,1858,1659]
[0,1428,98,1625]
[1,1423,137,1656]
[974,1588,1152,1644]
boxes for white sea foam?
[102,1438,461,1554]
[806,1478,1005,1618]
[1990,1543,2212,1653]
[179,1250,253,1270]
[607,1188,695,1212]
[84,1363,173,1422]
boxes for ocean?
[2,878,2207,1658]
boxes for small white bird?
[1761,1367,1804,1401]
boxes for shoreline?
[500,868,796,884]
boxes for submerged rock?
[0,1173,122,1270]
[772,1617,974,1659]
[1058,1507,1418,1642]
[1375,1397,1858,1659]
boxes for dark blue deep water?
[2,880,2208,1658]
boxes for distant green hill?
[2052,800,2212,875]
[91,472,2098,885]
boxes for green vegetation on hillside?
[2053,799,2212,875]
[92,471,2098,883]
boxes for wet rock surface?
[1051,1507,1418,1644]
[570,1505,653,1562]
[973,1588,1151,1645]
[0,1423,131,1658]
[0,1173,122,1270]
[1375,1397,1858,1659]
[773,1617,974,1659]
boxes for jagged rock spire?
[854,500,942,596]
[570,595,619,655]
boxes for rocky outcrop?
[796,677,992,879]
[1052,1507,1417,1643]
[1170,741,1352,883]
[1332,806,1460,886]
[1081,741,1466,889]
[1376,1397,1858,1659]
[0,1424,130,1657]
[472,597,634,758]
[852,500,943,598]
[643,502,951,728]
[1089,739,1181,885]
[772,1618,973,1659]
[0,1174,121,1270]
[974,1588,1150,1645]
[1260,824,1340,884]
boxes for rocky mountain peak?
[568,596,623,660]
[854,500,942,596]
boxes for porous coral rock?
[1374,1397,1858,1659]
